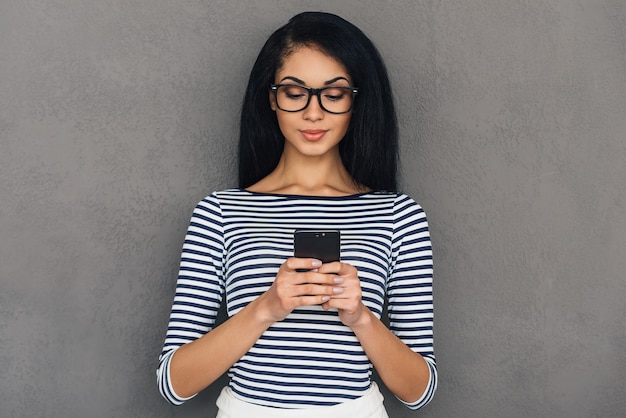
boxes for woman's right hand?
[257,257,341,323]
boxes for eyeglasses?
[270,84,359,114]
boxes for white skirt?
[216,382,389,418]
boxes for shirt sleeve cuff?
[398,357,438,410]
[157,350,198,405]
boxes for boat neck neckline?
[236,188,393,199]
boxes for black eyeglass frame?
[270,84,359,114]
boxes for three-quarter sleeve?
[156,194,225,405]
[387,194,437,409]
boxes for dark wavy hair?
[238,11,398,191]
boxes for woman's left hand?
[317,262,368,327]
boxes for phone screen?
[294,230,340,264]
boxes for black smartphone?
[294,230,340,264]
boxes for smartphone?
[294,229,340,264]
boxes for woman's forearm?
[169,294,276,399]
[350,305,431,403]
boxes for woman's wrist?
[249,292,283,327]
[345,303,374,331]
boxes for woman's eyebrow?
[324,76,349,85]
[278,76,350,85]
[279,76,306,84]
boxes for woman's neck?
[247,149,367,196]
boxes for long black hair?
[238,11,399,191]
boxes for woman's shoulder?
[196,188,249,202]
[365,190,424,208]
[188,188,242,212]
[388,192,429,219]
[392,191,423,205]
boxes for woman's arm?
[167,294,274,399]
[318,264,434,405]
[319,195,437,409]
[157,207,341,406]
[157,196,227,404]
[350,306,433,403]
[166,257,338,400]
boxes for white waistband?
[216,382,388,418]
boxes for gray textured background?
[1,1,625,417]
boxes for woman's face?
[271,46,353,160]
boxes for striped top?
[157,189,437,410]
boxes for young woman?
[157,11,437,417]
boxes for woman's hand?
[257,258,343,323]
[317,261,368,327]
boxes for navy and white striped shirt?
[157,189,437,410]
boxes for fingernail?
[333,287,344,294]
[321,296,330,302]
[333,277,344,284]
[311,259,322,267]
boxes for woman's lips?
[300,129,328,141]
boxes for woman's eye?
[324,91,347,101]
[324,93,345,101]
[282,87,307,100]
[323,88,349,101]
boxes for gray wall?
[1,1,624,417]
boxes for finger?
[296,295,331,307]
[327,283,361,302]
[300,271,343,285]
[315,261,340,274]
[322,298,359,312]
[317,261,355,275]
[296,282,344,297]
[284,257,322,272]
[321,298,352,310]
